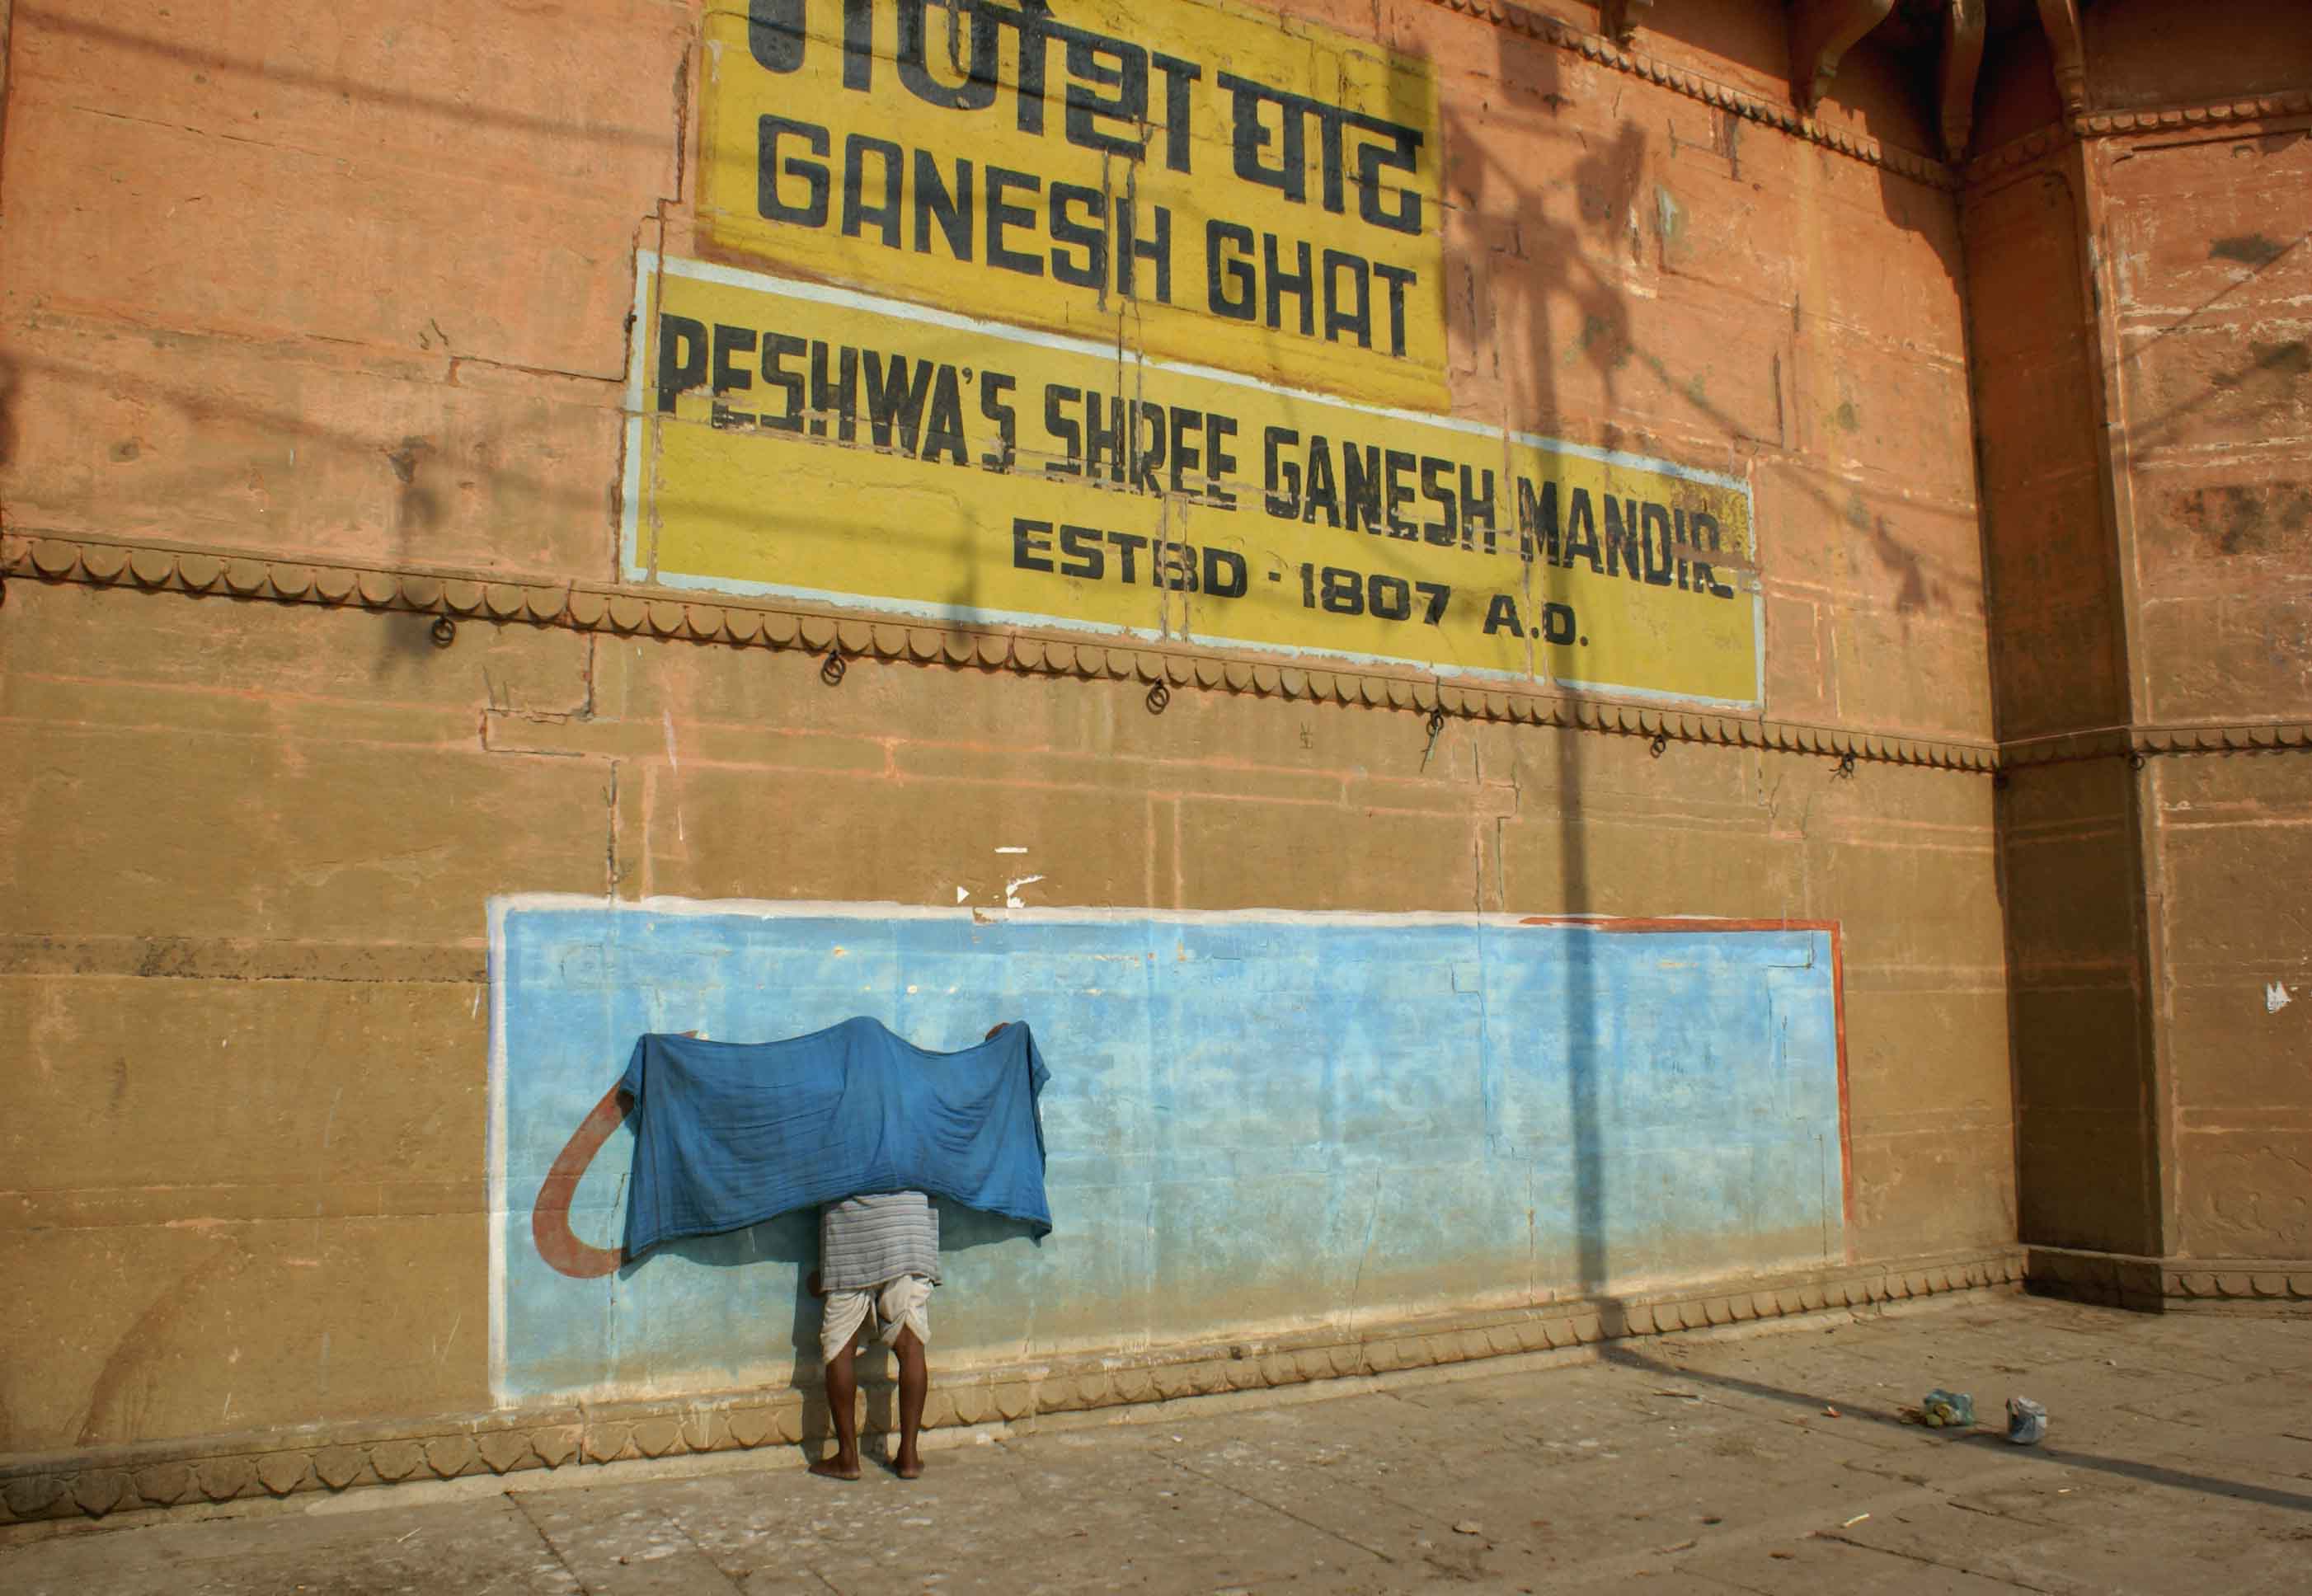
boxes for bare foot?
[892,1451,923,1480]
[808,1455,861,1481]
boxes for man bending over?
[807,1189,937,1479]
[805,1025,1011,1481]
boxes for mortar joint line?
[1161,1450,1399,1565]
[505,1490,597,1596]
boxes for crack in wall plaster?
[604,762,622,900]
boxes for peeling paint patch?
[1652,185,1687,265]
[2266,981,2291,1013]
[2211,233,2286,267]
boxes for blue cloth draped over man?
[618,1016,1050,1480]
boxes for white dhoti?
[820,1272,933,1364]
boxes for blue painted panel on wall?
[488,899,1844,1406]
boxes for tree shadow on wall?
[1431,19,1628,1317]
[1436,8,1978,673]
[1428,10,1889,1325]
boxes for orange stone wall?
[2092,5,2312,1262]
[31,0,2305,1484]
[1969,0,2312,1271]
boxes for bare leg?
[810,1342,861,1479]
[893,1326,928,1479]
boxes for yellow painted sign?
[623,256,1760,705]
[698,0,1447,407]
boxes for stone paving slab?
[4,1295,2309,1595]
[0,1496,581,1596]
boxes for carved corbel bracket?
[2033,0,2088,114]
[1790,0,1898,114]
[1938,0,1987,157]
[1599,0,1656,47]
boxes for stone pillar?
[1968,0,2312,1307]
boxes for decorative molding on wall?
[1964,93,2312,185]
[2024,1246,2312,1314]
[2126,722,2312,756]
[0,1246,2023,1525]
[1962,123,2073,185]
[1419,0,1960,190]
[0,530,2004,775]
[15,532,2298,775]
[2000,721,2312,772]
[2075,93,2312,140]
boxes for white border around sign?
[483,893,1817,1406]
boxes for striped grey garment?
[819,1190,942,1289]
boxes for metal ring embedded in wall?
[1649,732,1668,758]
[1835,751,1857,778]
[820,650,847,686]
[429,616,456,649]
[1145,681,1172,715]
[2130,751,2146,770]
[1427,707,1447,739]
